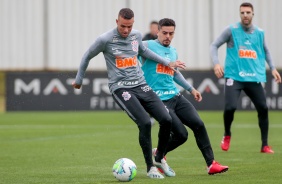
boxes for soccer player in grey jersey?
[210,2,281,154]
[72,8,185,179]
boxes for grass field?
[0,72,5,112]
[0,111,281,184]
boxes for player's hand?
[214,64,224,78]
[72,81,82,89]
[272,69,282,83]
[191,89,202,102]
[169,60,186,70]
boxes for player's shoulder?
[99,28,116,39]
[230,22,240,29]
[171,45,177,51]
[96,28,120,45]
[130,29,142,35]
[128,29,143,42]
[130,29,142,38]
[255,25,264,32]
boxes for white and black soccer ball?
[112,158,137,182]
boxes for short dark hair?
[158,18,176,30]
[240,2,254,11]
[118,8,134,19]
[150,21,159,25]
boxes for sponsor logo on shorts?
[141,85,151,92]
[116,56,137,68]
[156,64,174,76]
[122,91,131,101]
[239,49,257,59]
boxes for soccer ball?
[112,158,137,182]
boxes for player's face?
[116,16,134,38]
[157,26,175,47]
[240,6,253,26]
[150,24,158,35]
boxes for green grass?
[0,72,5,112]
[0,111,281,184]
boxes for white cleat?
[147,166,164,179]
[154,158,176,177]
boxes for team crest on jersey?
[131,40,138,52]
[122,91,131,101]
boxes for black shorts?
[112,84,170,124]
[224,79,267,109]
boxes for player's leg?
[173,95,214,166]
[244,82,273,153]
[165,112,188,153]
[224,79,242,136]
[137,85,175,177]
[137,85,172,161]
[221,79,242,151]
[112,88,154,173]
[162,96,188,154]
[170,95,229,174]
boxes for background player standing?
[142,21,159,41]
[210,2,281,153]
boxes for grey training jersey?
[75,28,170,93]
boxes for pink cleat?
[261,146,274,154]
[207,161,229,175]
[221,136,231,151]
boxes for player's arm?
[137,41,148,65]
[72,37,106,89]
[264,37,275,71]
[263,38,281,83]
[210,26,231,78]
[173,71,202,102]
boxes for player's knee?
[137,118,152,131]
[179,131,188,144]
[191,120,206,133]
[257,104,268,117]
[260,104,268,112]
[157,114,172,126]
[225,105,236,113]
